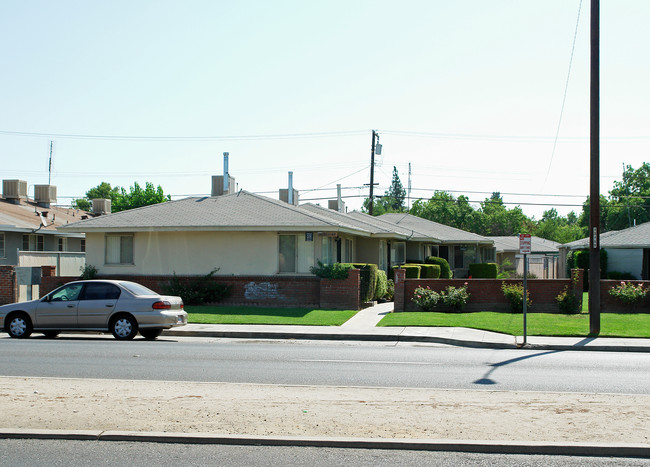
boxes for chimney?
[327,184,346,212]
[211,152,236,196]
[279,171,299,206]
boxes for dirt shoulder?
[1,376,648,444]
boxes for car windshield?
[119,282,158,296]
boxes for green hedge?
[469,263,498,278]
[569,249,608,290]
[375,270,388,299]
[351,263,378,302]
[425,256,452,279]
[420,264,441,278]
[394,264,421,278]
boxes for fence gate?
[16,267,41,302]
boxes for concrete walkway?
[168,303,650,353]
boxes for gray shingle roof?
[300,204,408,238]
[59,191,371,234]
[561,221,650,249]
[488,236,560,254]
[378,213,493,244]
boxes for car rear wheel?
[140,328,163,340]
[7,313,33,339]
[42,331,60,338]
[110,314,138,340]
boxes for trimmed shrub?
[385,279,395,301]
[420,264,441,279]
[375,270,388,300]
[556,286,580,313]
[310,261,354,279]
[163,269,232,305]
[607,271,637,280]
[469,263,498,278]
[351,263,378,302]
[394,264,421,278]
[425,256,452,279]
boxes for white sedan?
[0,280,187,340]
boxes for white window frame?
[105,234,134,265]
[58,237,68,252]
[391,242,406,267]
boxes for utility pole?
[589,0,600,334]
[408,162,412,210]
[48,141,54,185]
[368,130,377,215]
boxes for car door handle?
[67,304,75,308]
[105,304,115,307]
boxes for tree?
[112,182,171,213]
[534,208,585,244]
[72,181,170,213]
[607,162,650,230]
[478,192,532,236]
[72,182,120,211]
[409,191,480,232]
[362,166,406,215]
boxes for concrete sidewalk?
[167,302,650,353]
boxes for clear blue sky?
[1,0,648,220]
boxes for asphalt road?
[2,439,649,467]
[1,335,648,394]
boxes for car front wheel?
[110,314,138,340]
[7,313,33,339]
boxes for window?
[58,238,67,252]
[344,238,353,263]
[0,233,4,257]
[81,282,121,300]
[50,283,84,302]
[22,234,44,251]
[482,247,496,263]
[81,239,86,252]
[321,236,336,265]
[105,234,134,265]
[423,244,438,260]
[279,235,296,273]
[391,242,406,266]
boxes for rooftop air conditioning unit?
[279,188,299,206]
[34,184,57,208]
[92,198,111,216]
[211,175,236,196]
[2,179,28,203]
[328,199,345,212]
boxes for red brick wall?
[320,268,361,310]
[0,266,16,305]
[394,269,585,313]
[600,280,650,313]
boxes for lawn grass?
[186,306,358,326]
[377,310,650,338]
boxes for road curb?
[164,329,650,353]
[1,429,649,458]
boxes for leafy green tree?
[534,208,585,244]
[607,162,650,230]
[410,191,480,232]
[112,182,171,213]
[362,166,406,215]
[72,181,170,213]
[479,192,532,236]
[72,182,120,211]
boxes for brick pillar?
[571,268,584,308]
[0,265,17,305]
[41,265,57,277]
[320,268,361,310]
[393,268,406,312]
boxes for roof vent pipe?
[223,152,230,192]
[337,184,342,212]
[288,171,294,205]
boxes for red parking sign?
[519,234,531,254]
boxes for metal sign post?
[519,234,531,346]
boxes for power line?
[543,0,583,187]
